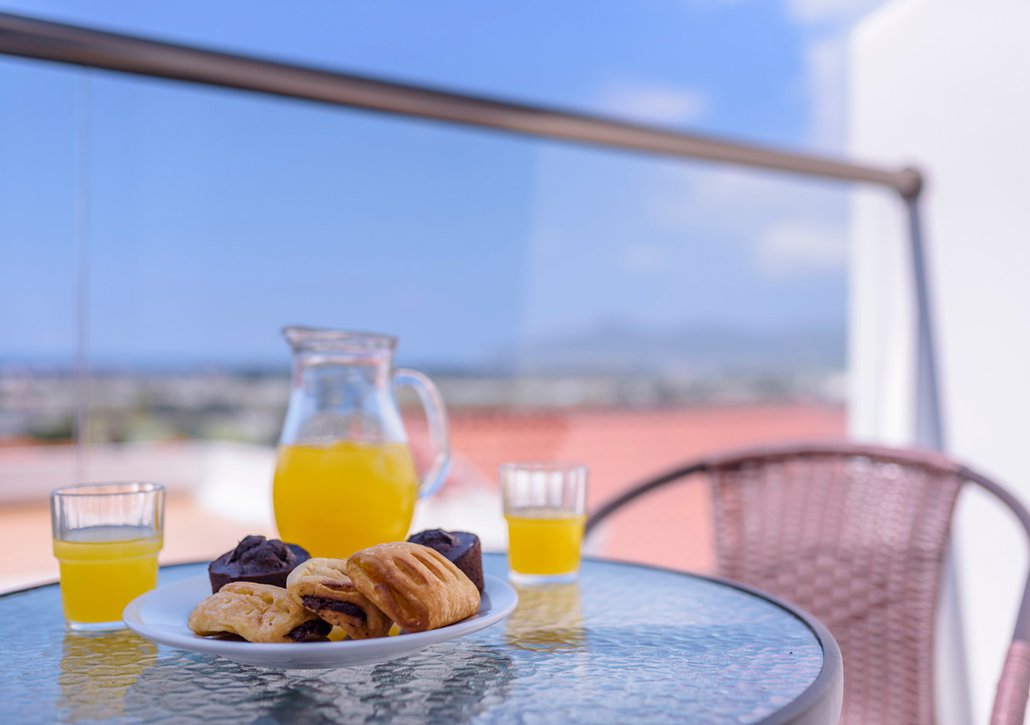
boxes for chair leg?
[991,640,1030,725]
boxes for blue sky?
[0,0,877,370]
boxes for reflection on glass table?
[58,631,158,722]
[505,581,584,653]
[1,554,841,724]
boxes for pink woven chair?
[585,442,1030,725]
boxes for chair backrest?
[585,442,1030,725]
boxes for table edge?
[577,556,844,725]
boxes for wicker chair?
[585,442,1030,725]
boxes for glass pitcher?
[272,326,450,558]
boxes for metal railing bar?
[0,11,921,198]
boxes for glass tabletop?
[0,555,833,724]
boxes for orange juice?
[53,526,162,624]
[273,440,419,558]
[505,508,586,576]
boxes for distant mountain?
[502,322,845,376]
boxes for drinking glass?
[50,482,165,631]
[500,462,587,584]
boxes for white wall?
[850,1,1030,721]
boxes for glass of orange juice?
[50,482,165,632]
[501,462,587,585]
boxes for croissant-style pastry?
[188,581,331,643]
[347,542,480,632]
[286,557,392,639]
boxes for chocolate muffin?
[208,535,311,594]
[407,529,484,592]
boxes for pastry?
[208,535,311,593]
[407,529,484,592]
[286,558,392,640]
[346,542,480,632]
[188,581,331,643]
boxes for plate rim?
[123,571,517,662]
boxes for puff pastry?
[286,557,392,640]
[346,542,480,632]
[188,581,330,643]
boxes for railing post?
[904,182,973,725]
[904,187,944,450]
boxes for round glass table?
[0,555,841,724]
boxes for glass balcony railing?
[0,9,925,591]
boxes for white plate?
[123,573,517,669]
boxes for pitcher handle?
[394,368,451,498]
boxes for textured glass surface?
[0,556,824,723]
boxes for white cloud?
[689,0,884,25]
[649,167,841,230]
[786,0,889,151]
[644,166,850,280]
[594,81,709,126]
[786,0,884,26]
[756,221,848,277]
[803,34,848,150]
